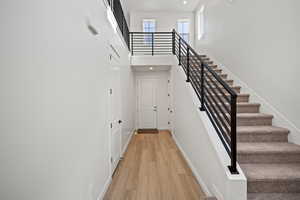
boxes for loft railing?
[130,30,239,174]
[129,32,173,56]
[107,0,130,49]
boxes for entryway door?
[137,79,157,129]
[109,54,122,175]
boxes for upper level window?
[197,5,205,40]
[143,19,156,44]
[143,19,156,32]
[177,19,190,42]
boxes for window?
[143,19,156,44]
[177,19,190,43]
[197,5,205,40]
[143,19,156,32]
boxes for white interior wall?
[194,0,300,144]
[130,11,195,47]
[0,0,134,199]
[171,64,247,200]
[134,70,171,130]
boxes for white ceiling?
[126,0,200,12]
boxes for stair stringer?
[171,65,247,200]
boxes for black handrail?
[130,30,239,174]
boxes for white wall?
[130,11,195,46]
[0,0,134,199]
[134,70,171,130]
[120,56,135,152]
[171,65,247,200]
[194,0,300,143]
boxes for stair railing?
[130,30,239,174]
[107,0,130,49]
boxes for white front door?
[109,54,122,175]
[138,79,157,129]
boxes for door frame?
[108,51,122,177]
[136,77,158,130]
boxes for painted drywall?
[120,55,135,151]
[194,0,300,142]
[0,0,134,199]
[134,71,171,130]
[130,11,195,47]
[171,65,247,200]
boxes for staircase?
[191,56,300,200]
[130,30,300,200]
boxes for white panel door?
[109,55,122,175]
[138,79,157,129]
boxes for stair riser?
[248,193,300,200]
[205,74,228,79]
[237,133,288,143]
[238,153,300,164]
[215,95,249,103]
[191,69,222,75]
[208,87,241,94]
[237,105,260,113]
[237,117,273,126]
[248,180,300,193]
[204,61,213,64]
[207,80,234,86]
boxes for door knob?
[118,120,122,124]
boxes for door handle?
[153,105,157,112]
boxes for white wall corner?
[122,130,135,156]
[172,134,212,196]
[97,177,112,200]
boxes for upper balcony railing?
[107,0,130,49]
[130,30,239,174]
[129,32,173,56]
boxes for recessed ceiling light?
[149,67,153,70]
[183,0,188,5]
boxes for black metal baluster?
[229,94,238,174]
[172,30,175,55]
[131,33,133,55]
[179,38,182,65]
[186,47,190,82]
[200,62,205,111]
[152,33,154,56]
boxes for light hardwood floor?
[104,131,207,200]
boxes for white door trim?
[136,77,158,129]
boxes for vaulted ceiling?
[126,0,200,12]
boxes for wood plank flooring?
[104,131,207,200]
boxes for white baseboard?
[210,56,300,145]
[96,130,134,200]
[122,130,135,157]
[97,177,112,200]
[172,133,211,197]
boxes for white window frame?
[177,19,190,43]
[197,5,205,40]
[142,19,156,45]
[143,19,156,33]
